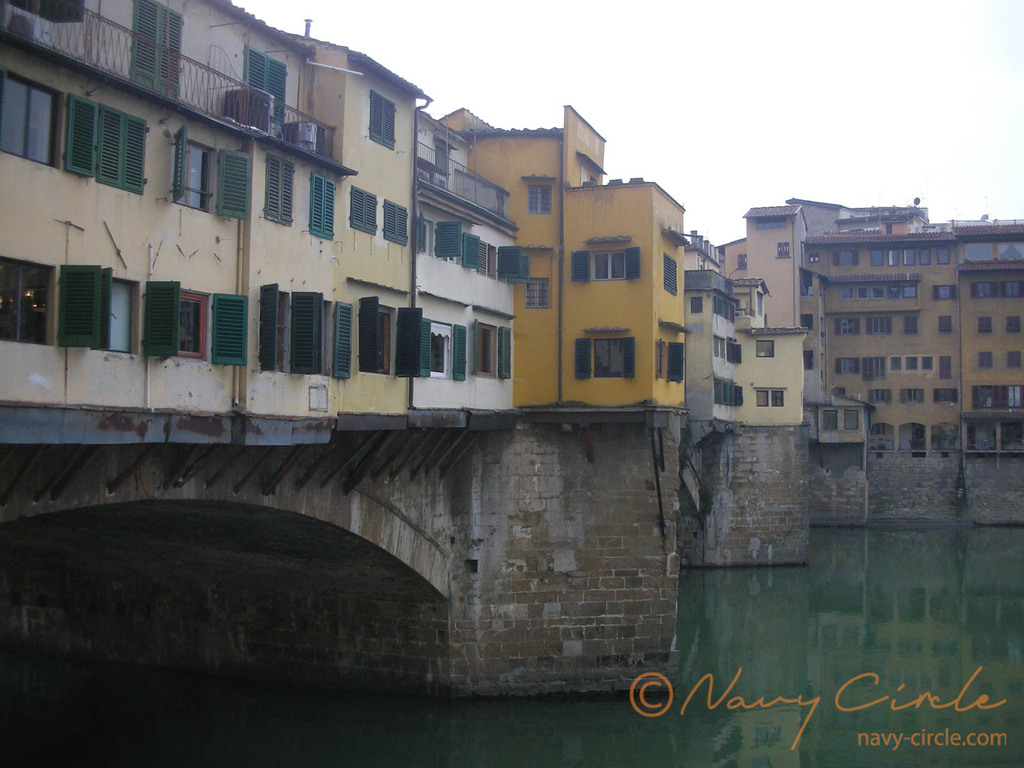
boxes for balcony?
[0,0,334,159]
[416,142,509,221]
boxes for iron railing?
[416,142,509,220]
[0,0,334,158]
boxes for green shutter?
[462,233,480,269]
[218,150,251,219]
[96,268,113,349]
[122,115,147,194]
[258,283,279,371]
[131,0,160,88]
[369,90,396,149]
[667,342,684,382]
[309,173,335,239]
[358,296,380,373]
[332,302,352,379]
[245,47,268,92]
[664,254,678,295]
[395,307,423,377]
[349,187,376,234]
[65,95,97,176]
[143,281,180,357]
[212,293,247,366]
[497,326,512,380]
[497,246,529,283]
[574,338,591,379]
[571,250,591,282]
[452,324,467,381]
[160,8,182,97]
[435,221,462,260]
[290,292,323,374]
[623,337,636,378]
[96,107,122,187]
[625,247,641,280]
[383,201,408,245]
[266,57,287,121]
[58,265,102,347]
[171,125,187,201]
[419,317,431,377]
[264,155,294,225]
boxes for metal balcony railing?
[416,142,509,220]
[0,0,334,159]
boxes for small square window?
[978,316,993,334]
[978,351,993,369]
[771,390,785,407]
[1007,316,1021,333]
[528,185,552,214]
[690,296,703,314]
[755,340,775,357]
[525,278,549,309]
[178,291,207,359]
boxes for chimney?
[304,19,312,37]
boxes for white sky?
[238,0,1024,245]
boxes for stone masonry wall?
[962,454,1024,524]
[806,443,867,525]
[867,451,964,522]
[686,425,810,566]
[446,420,680,695]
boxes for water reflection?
[1,528,1021,767]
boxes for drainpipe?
[556,130,565,403]
[233,139,254,413]
[409,96,433,413]
[145,243,154,410]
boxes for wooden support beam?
[342,432,396,495]
[51,446,102,501]
[371,432,419,482]
[320,433,381,489]
[232,448,274,495]
[439,432,480,478]
[34,445,86,503]
[0,445,47,506]
[388,429,434,481]
[175,445,221,488]
[205,447,248,490]
[164,445,201,490]
[294,442,341,491]
[650,428,666,538]
[107,445,159,496]
[583,427,595,464]
[425,430,469,477]
[0,447,17,475]
[261,444,306,496]
[410,430,450,479]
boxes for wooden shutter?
[332,302,352,379]
[123,114,146,193]
[664,254,677,295]
[289,292,323,374]
[159,8,182,97]
[358,296,380,372]
[452,324,467,381]
[97,268,113,349]
[211,293,247,366]
[218,150,251,219]
[65,95,97,176]
[497,246,529,283]
[462,233,480,270]
[395,307,423,377]
[667,342,685,382]
[419,318,431,377]
[171,125,187,201]
[435,221,462,260]
[266,56,287,121]
[622,337,636,378]
[143,281,180,357]
[309,173,335,239]
[383,201,408,245]
[625,248,641,280]
[96,107,123,187]
[58,265,102,347]
[258,284,279,371]
[246,47,268,91]
[265,155,294,224]
[574,338,591,379]
[131,0,160,89]
[497,326,512,379]
[571,251,590,282]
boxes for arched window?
[899,423,926,451]
[931,423,958,451]
[869,422,894,451]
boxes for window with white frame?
[430,322,451,379]
[528,185,551,214]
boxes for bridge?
[0,407,681,695]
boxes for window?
[172,129,212,211]
[978,351,993,369]
[525,278,549,309]
[737,254,747,271]
[869,423,895,451]
[835,357,860,375]
[141,283,243,363]
[938,315,953,333]
[665,341,685,383]
[871,286,885,299]
[844,409,859,430]
[922,356,933,370]
[177,291,206,359]
[840,288,854,300]
[902,285,917,298]
[900,388,924,404]
[1009,351,1022,369]
[497,246,530,283]
[862,357,886,380]
[834,318,860,336]
[418,216,434,255]
[822,409,838,430]
[726,342,742,364]
[972,385,1023,410]
[800,313,813,330]
[350,187,377,235]
[217,150,251,218]
[65,96,147,194]
[771,390,785,407]
[357,297,391,374]
[331,302,352,379]
[712,295,734,321]
[903,316,918,334]
[869,389,891,404]
[933,285,955,300]
[244,46,286,122]
[259,284,289,372]
[903,249,916,266]
[713,336,726,359]
[888,286,901,299]
[263,154,294,225]
[369,90,396,149]
[934,388,958,403]
[871,250,884,267]
[978,316,993,334]
[527,185,551,214]
[309,173,335,239]
[594,338,635,378]
[0,72,55,164]
[997,243,1024,260]
[833,250,858,266]
[1005,282,1023,298]
[970,281,999,298]
[131,0,183,97]
[890,356,902,372]
[939,356,952,380]
[476,242,496,278]
[429,322,452,379]
[919,249,931,265]
[906,356,918,371]
[663,254,678,295]
[595,251,625,280]
[803,350,814,370]
[287,292,324,374]
[108,280,134,353]
[777,242,790,258]
[394,307,429,377]
[807,252,819,263]
[0,257,48,344]
[866,316,892,335]
[690,296,703,314]
[755,340,775,357]
[714,380,742,405]
[476,322,496,376]
[887,250,899,266]
[383,200,408,245]
[800,271,814,297]
[965,243,993,262]
[755,218,786,230]
[936,247,950,265]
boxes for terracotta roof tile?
[750,327,807,335]
[744,205,800,218]
[806,232,955,245]
[958,261,1024,272]
[953,224,1024,238]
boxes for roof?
[466,127,563,138]
[825,272,922,284]
[953,224,1024,238]
[729,277,767,288]
[805,232,955,245]
[744,205,800,219]
[786,198,845,209]
[958,261,1024,272]
[749,327,807,336]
